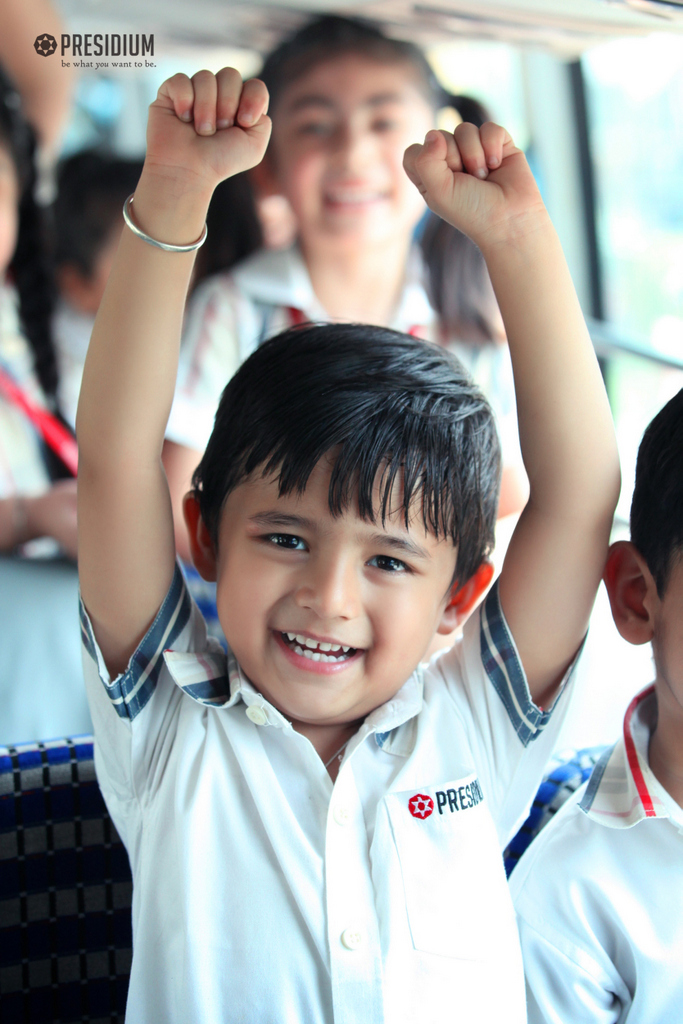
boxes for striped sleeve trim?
[79,563,192,721]
[480,580,557,747]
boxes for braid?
[10,162,58,402]
[1,70,58,405]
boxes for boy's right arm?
[405,125,620,710]
[76,70,271,677]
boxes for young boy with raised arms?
[511,388,683,1024]
[76,68,619,1023]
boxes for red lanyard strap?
[287,306,308,327]
[0,366,78,476]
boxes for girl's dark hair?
[0,70,58,405]
[630,388,683,597]
[192,173,262,289]
[260,16,501,345]
[193,323,501,585]
[420,96,501,342]
[259,14,446,113]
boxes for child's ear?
[183,492,218,582]
[603,540,656,645]
[436,561,495,635]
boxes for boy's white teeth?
[283,632,354,660]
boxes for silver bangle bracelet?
[122,193,208,253]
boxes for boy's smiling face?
[193,457,466,728]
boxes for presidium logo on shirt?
[408,780,484,820]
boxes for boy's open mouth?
[280,632,358,663]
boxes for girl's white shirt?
[166,245,521,467]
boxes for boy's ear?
[603,540,656,645]
[183,492,218,582]
[436,561,495,635]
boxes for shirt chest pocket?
[384,775,516,962]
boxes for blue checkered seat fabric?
[504,746,607,876]
[0,737,132,1024]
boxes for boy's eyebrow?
[286,92,406,114]
[248,512,430,558]
[249,512,316,531]
[368,532,430,559]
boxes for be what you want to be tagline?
[34,33,157,69]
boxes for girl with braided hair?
[0,69,77,558]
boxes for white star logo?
[408,793,434,819]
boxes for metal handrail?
[587,317,683,371]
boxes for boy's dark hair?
[53,151,143,277]
[630,387,683,597]
[192,324,501,585]
[259,15,447,113]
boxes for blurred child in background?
[0,70,76,557]
[52,151,143,428]
[0,70,91,743]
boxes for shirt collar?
[163,645,423,750]
[230,244,435,334]
[230,246,324,318]
[580,685,681,828]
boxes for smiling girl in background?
[163,16,527,566]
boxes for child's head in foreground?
[604,388,683,697]
[184,323,500,727]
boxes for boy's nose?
[294,555,361,620]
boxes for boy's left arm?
[405,125,620,708]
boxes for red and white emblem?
[408,793,434,819]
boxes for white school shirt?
[511,686,683,1024]
[166,245,521,467]
[81,567,575,1024]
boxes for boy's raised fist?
[403,122,545,250]
[145,69,271,193]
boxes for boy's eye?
[368,554,409,573]
[266,533,307,551]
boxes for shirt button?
[341,928,364,950]
[245,705,268,726]
[333,805,351,826]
